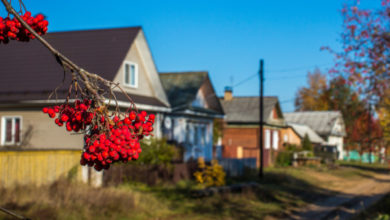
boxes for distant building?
[281,122,325,147]
[159,71,224,162]
[284,111,346,159]
[220,88,285,167]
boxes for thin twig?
[0,206,30,220]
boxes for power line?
[229,63,333,88]
[232,72,258,88]
[267,63,332,73]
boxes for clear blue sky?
[1,0,380,112]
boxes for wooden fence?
[0,149,83,187]
[219,158,257,177]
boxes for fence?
[0,149,83,187]
[219,158,257,177]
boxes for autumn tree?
[295,71,381,152]
[295,68,329,111]
[323,0,390,103]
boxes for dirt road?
[286,168,390,220]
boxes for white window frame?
[272,130,279,150]
[123,61,138,88]
[265,129,271,149]
[1,116,22,146]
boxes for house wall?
[0,109,83,149]
[0,108,165,150]
[222,125,283,167]
[113,37,155,98]
[112,31,169,107]
[280,127,301,147]
[328,136,344,160]
[165,115,213,162]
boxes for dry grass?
[0,164,387,220]
[0,179,169,220]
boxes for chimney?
[224,86,233,101]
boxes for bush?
[302,134,313,151]
[193,158,226,187]
[276,151,293,166]
[136,138,176,166]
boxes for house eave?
[2,99,171,113]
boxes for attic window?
[1,116,22,146]
[123,61,138,88]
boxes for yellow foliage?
[379,95,390,143]
[193,158,226,187]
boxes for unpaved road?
[286,169,390,220]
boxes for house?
[281,123,325,147]
[284,111,346,160]
[220,88,285,167]
[0,27,170,186]
[159,71,224,162]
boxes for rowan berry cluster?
[42,99,155,171]
[42,99,93,132]
[81,111,155,171]
[0,11,48,44]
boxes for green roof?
[159,71,208,108]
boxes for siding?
[0,109,83,149]
[0,150,82,187]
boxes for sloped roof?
[159,71,208,108]
[159,71,224,115]
[220,96,282,124]
[284,111,345,137]
[288,123,325,144]
[0,27,167,107]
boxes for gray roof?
[284,111,346,137]
[220,96,283,125]
[288,123,325,144]
[159,71,224,114]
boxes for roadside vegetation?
[0,163,387,220]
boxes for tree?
[323,0,390,105]
[295,71,382,153]
[302,134,313,152]
[295,68,329,111]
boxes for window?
[123,62,138,88]
[272,130,279,150]
[1,116,22,145]
[265,129,271,149]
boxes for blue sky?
[1,0,380,112]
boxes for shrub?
[135,138,176,166]
[302,134,313,151]
[276,151,293,167]
[193,158,226,187]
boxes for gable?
[194,76,223,114]
[112,30,169,107]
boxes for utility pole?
[259,59,264,178]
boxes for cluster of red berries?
[42,99,93,132]
[0,12,48,44]
[42,99,155,171]
[81,111,155,171]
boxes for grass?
[353,193,390,220]
[0,163,387,220]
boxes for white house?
[284,111,346,159]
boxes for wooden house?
[220,88,285,167]
[159,71,224,162]
[0,27,170,186]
